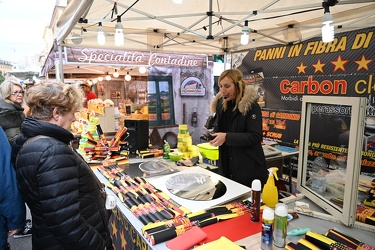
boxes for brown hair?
[218,69,246,111]
[25,81,84,121]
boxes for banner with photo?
[235,27,375,175]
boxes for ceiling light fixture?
[125,72,132,81]
[138,66,147,74]
[322,1,335,43]
[113,69,119,78]
[97,22,105,45]
[240,20,250,45]
[105,73,111,81]
[114,15,124,46]
[98,77,103,82]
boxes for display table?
[95,156,375,250]
[94,160,253,249]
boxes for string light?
[113,69,119,78]
[125,72,131,81]
[105,73,111,81]
[138,66,147,74]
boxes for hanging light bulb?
[113,69,119,78]
[98,77,103,82]
[92,78,98,84]
[125,72,131,81]
[322,23,334,43]
[240,20,250,45]
[138,66,147,74]
[105,73,111,81]
[114,15,124,46]
[97,22,105,45]
[322,3,334,43]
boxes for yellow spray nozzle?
[268,167,279,181]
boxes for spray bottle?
[250,179,261,222]
[261,167,279,208]
[261,206,274,250]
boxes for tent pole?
[58,44,65,83]
[208,0,213,39]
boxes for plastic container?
[261,167,279,208]
[250,179,261,222]
[310,153,327,193]
[274,203,288,248]
[197,142,219,160]
[261,206,274,250]
[163,140,170,159]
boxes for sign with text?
[64,47,208,68]
[237,27,375,175]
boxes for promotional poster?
[235,27,374,175]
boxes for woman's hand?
[8,228,20,237]
[209,132,226,146]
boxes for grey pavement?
[8,206,31,250]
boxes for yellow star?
[354,55,372,71]
[120,230,128,249]
[297,62,307,74]
[331,55,349,72]
[312,59,326,73]
[111,219,118,239]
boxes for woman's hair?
[218,69,246,111]
[25,81,84,121]
[0,77,23,103]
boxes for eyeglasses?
[11,91,25,95]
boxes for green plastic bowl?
[197,143,219,160]
[169,152,183,162]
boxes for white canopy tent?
[56,0,375,55]
[43,0,375,79]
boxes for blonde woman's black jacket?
[0,100,25,145]
[12,117,112,250]
[210,85,268,188]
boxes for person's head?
[218,69,246,110]
[26,81,84,130]
[0,77,24,105]
[80,82,91,94]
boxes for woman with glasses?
[0,77,26,145]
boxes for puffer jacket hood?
[210,84,258,114]
[12,117,73,162]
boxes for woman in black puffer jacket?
[0,77,26,146]
[12,81,113,250]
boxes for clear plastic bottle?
[310,153,327,193]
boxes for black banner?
[237,27,375,175]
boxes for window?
[148,76,175,126]
[297,96,366,226]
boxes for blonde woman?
[12,81,113,250]
[0,77,25,145]
[210,69,268,188]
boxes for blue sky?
[0,0,55,62]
